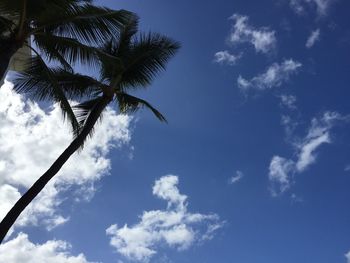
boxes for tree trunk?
[0,95,112,243]
[0,38,21,86]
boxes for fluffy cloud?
[269,112,347,195]
[306,29,321,48]
[0,81,132,234]
[106,175,224,262]
[237,59,302,92]
[228,14,276,53]
[213,50,240,65]
[229,170,244,184]
[289,0,334,16]
[0,233,96,263]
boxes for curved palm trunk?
[0,95,112,244]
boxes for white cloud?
[237,59,302,91]
[228,14,276,53]
[306,29,321,48]
[0,232,96,263]
[213,50,240,65]
[280,94,297,110]
[296,133,330,171]
[229,170,244,184]
[269,156,295,195]
[345,250,350,263]
[295,111,344,172]
[106,175,224,262]
[269,112,348,195]
[289,0,334,16]
[0,81,132,234]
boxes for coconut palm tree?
[0,16,180,243]
[0,0,134,134]
[0,0,132,82]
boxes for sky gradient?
[1,0,350,262]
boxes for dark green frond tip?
[73,97,102,128]
[116,92,167,123]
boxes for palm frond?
[73,97,103,128]
[72,96,109,147]
[118,33,180,89]
[116,92,167,122]
[53,69,103,99]
[0,16,15,35]
[33,5,135,45]
[13,55,80,136]
[99,16,138,83]
[33,33,99,68]
[0,0,21,15]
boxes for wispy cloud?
[346,250,350,263]
[237,59,302,92]
[306,29,321,48]
[269,156,295,195]
[0,81,132,234]
[295,111,347,172]
[229,170,244,184]
[213,50,241,65]
[279,94,297,110]
[289,0,335,16]
[106,175,224,262]
[228,14,276,54]
[269,112,348,195]
[0,233,96,263]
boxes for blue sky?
[1,0,350,262]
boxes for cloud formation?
[0,233,96,263]
[289,0,334,16]
[279,94,297,110]
[346,251,350,263]
[269,112,347,195]
[106,175,224,262]
[228,14,276,54]
[306,29,320,48]
[237,59,302,92]
[229,170,244,184]
[0,81,132,234]
[213,50,240,65]
[269,156,295,195]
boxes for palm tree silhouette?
[0,16,180,243]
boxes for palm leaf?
[33,4,135,45]
[33,32,122,70]
[72,96,109,147]
[0,15,15,35]
[116,92,167,122]
[73,97,103,128]
[52,69,103,99]
[13,55,80,136]
[117,33,180,89]
[99,16,138,83]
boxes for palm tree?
[0,0,132,82]
[0,16,180,243]
[0,0,134,134]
